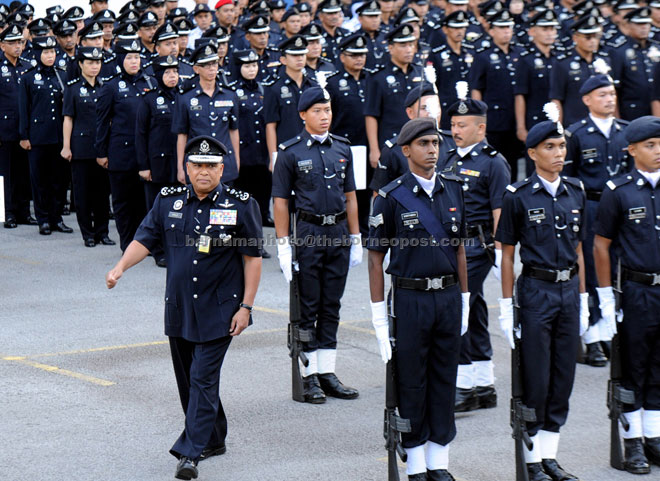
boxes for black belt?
[622,267,660,286]
[466,223,493,238]
[298,210,347,226]
[394,274,457,291]
[522,264,578,283]
[585,190,602,201]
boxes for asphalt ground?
[0,218,650,481]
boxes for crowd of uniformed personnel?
[3,0,660,479]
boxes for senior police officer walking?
[368,117,470,481]
[496,103,589,481]
[442,86,511,413]
[563,71,630,366]
[594,116,660,475]
[106,135,263,481]
[272,83,362,404]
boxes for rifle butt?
[610,416,624,470]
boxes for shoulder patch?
[226,187,250,202]
[606,180,617,190]
[562,176,585,190]
[506,184,517,193]
[510,177,533,191]
[160,186,187,197]
[482,145,498,157]
[379,177,405,197]
[439,172,464,183]
[385,139,394,148]
[67,77,80,86]
[279,135,302,151]
[329,133,350,144]
[608,175,634,190]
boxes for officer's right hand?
[370,300,392,363]
[516,127,528,143]
[20,139,31,151]
[105,267,123,289]
[61,147,72,161]
[276,237,293,282]
[177,167,186,185]
[139,170,152,182]
[97,157,108,169]
[596,286,617,339]
[498,297,515,350]
[368,148,380,169]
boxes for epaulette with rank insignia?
[606,36,626,49]
[103,53,116,64]
[606,175,634,190]
[329,133,350,144]
[226,186,250,202]
[440,172,464,183]
[384,136,397,149]
[325,70,340,80]
[67,77,80,86]
[103,72,119,83]
[363,67,377,75]
[481,145,498,157]
[160,185,187,197]
[505,177,532,193]
[561,176,585,191]
[262,78,277,87]
[378,177,404,198]
[566,118,588,136]
[279,135,303,151]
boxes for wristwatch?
[239,303,253,312]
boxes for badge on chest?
[401,211,419,226]
[210,208,237,225]
[297,159,313,172]
[628,206,646,220]
[528,208,546,222]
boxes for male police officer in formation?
[497,104,589,481]
[443,87,511,413]
[563,72,630,366]
[594,116,660,475]
[272,83,362,404]
[368,117,470,481]
[106,135,263,481]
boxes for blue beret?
[578,74,613,95]
[404,84,437,108]
[298,86,331,111]
[625,116,660,144]
[397,118,438,146]
[446,98,487,117]
[526,120,564,148]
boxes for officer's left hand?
[105,266,123,289]
[461,292,470,336]
[139,170,152,182]
[493,249,502,281]
[349,234,363,268]
[579,292,590,336]
[230,308,250,336]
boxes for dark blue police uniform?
[326,65,369,147]
[368,170,466,448]
[514,45,560,131]
[263,71,317,144]
[430,43,474,130]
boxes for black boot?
[541,459,579,480]
[427,468,456,480]
[318,373,359,399]
[302,374,326,404]
[454,387,478,412]
[527,462,552,481]
[175,457,198,480]
[584,342,607,367]
[475,385,497,409]
[624,438,651,474]
[644,437,660,467]
[408,474,428,481]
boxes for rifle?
[287,212,313,403]
[608,261,635,470]
[476,224,496,265]
[511,293,536,481]
[384,287,411,481]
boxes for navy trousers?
[108,169,146,251]
[28,144,67,226]
[0,140,31,221]
[70,159,110,241]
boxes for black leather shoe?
[302,374,326,404]
[624,438,651,474]
[318,373,359,399]
[39,223,51,235]
[62,206,70,216]
[4,218,17,228]
[584,342,607,367]
[408,474,428,481]
[199,443,226,461]
[600,340,612,360]
[17,215,38,225]
[644,437,660,467]
[527,462,553,481]
[263,217,275,228]
[97,235,116,246]
[84,238,96,248]
[455,387,479,412]
[155,257,167,268]
[475,385,497,409]
[542,459,579,480]
[175,457,198,480]
[53,221,73,233]
[427,468,456,480]
[260,248,272,259]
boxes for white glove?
[461,292,470,336]
[499,297,515,350]
[276,237,292,283]
[349,233,363,268]
[579,292,590,336]
[370,301,392,363]
[493,249,502,281]
[597,286,617,339]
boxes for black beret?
[625,116,660,143]
[397,118,438,146]
[281,8,301,22]
[278,34,308,53]
[338,33,369,53]
[79,21,105,39]
[152,54,179,72]
[404,84,437,108]
[76,46,104,61]
[152,22,179,43]
[447,98,488,117]
[185,136,228,163]
[0,24,23,41]
[32,36,58,50]
[243,15,271,33]
[296,2,312,13]
[578,73,614,95]
[193,3,212,15]
[298,86,331,111]
[526,104,564,148]
[233,49,260,64]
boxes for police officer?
[62,46,113,248]
[272,84,362,404]
[354,0,388,72]
[172,42,241,187]
[609,7,660,121]
[106,135,263,481]
[264,35,317,164]
[138,10,160,55]
[144,21,195,80]
[53,19,77,72]
[91,9,116,52]
[241,15,281,82]
[18,35,73,236]
[69,20,116,80]
[187,3,214,50]
[231,49,273,230]
[301,23,336,75]
[563,73,630,366]
[0,24,35,228]
[594,116,660,476]
[429,11,475,131]
[368,117,470,481]
[365,23,422,169]
[95,38,154,251]
[496,103,589,481]
[279,7,302,40]
[443,91,511,413]
[316,0,349,63]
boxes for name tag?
[401,211,419,226]
[215,100,233,107]
[528,208,546,222]
[459,168,480,177]
[168,211,183,218]
[210,208,237,225]
[582,148,597,160]
[628,207,646,220]
[190,105,202,111]
[297,159,313,172]
[197,234,211,254]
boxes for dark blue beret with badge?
[405,84,438,108]
[281,7,301,22]
[298,86,331,111]
[625,116,660,144]
[185,136,228,163]
[193,3,212,16]
[397,118,439,146]
[578,73,613,95]
[447,81,488,117]
[526,102,564,148]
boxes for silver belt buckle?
[427,277,444,290]
[652,273,660,286]
[322,214,336,225]
[555,269,571,282]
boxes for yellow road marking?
[0,254,41,266]
[30,340,169,359]
[3,357,115,386]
